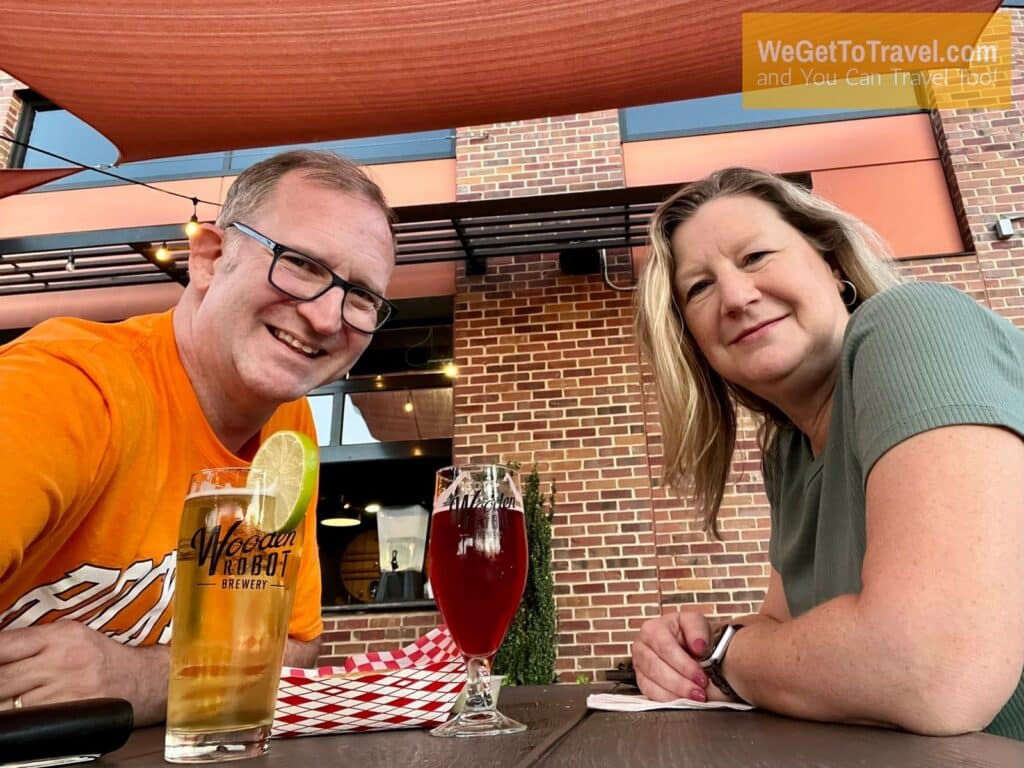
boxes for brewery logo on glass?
[182,488,297,591]
[433,468,524,516]
[429,464,529,736]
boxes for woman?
[630,167,1024,739]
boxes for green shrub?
[494,465,557,685]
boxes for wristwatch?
[699,623,747,704]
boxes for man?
[0,150,396,725]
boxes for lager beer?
[165,468,303,763]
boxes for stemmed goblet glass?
[429,464,528,737]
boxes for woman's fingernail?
[695,673,708,688]
[692,639,707,654]
[690,688,707,702]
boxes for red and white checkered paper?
[272,625,465,737]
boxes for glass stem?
[463,656,495,713]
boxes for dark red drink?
[428,506,527,657]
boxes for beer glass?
[429,464,528,737]
[165,467,304,763]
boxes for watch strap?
[704,624,748,705]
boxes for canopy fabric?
[0,0,1000,169]
[0,167,81,197]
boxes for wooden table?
[99,684,1024,767]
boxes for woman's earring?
[840,279,858,308]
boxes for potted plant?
[494,464,557,685]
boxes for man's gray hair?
[216,149,395,238]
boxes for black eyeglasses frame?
[226,221,396,334]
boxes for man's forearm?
[284,636,322,668]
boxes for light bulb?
[155,244,171,262]
[442,362,459,378]
[185,215,200,237]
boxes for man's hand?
[0,623,324,727]
[0,621,169,726]
[631,609,711,702]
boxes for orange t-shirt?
[0,310,322,644]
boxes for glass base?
[164,724,271,763]
[430,709,527,738]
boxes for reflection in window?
[342,388,453,445]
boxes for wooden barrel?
[339,529,381,604]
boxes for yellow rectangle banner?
[742,12,1011,110]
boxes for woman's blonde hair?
[634,167,902,538]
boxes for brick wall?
[0,74,24,167]
[457,111,624,200]
[318,611,444,667]
[451,250,662,682]
[449,112,663,683]
[929,7,1024,326]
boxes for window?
[310,373,453,609]
[342,388,453,446]
[619,89,924,141]
[9,91,455,191]
[307,373,453,462]
[307,297,455,610]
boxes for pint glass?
[165,467,304,763]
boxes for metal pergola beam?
[0,176,812,294]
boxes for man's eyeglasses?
[227,222,395,334]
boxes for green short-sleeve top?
[764,282,1024,739]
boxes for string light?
[442,361,459,378]
[155,242,171,262]
[64,251,76,272]
[185,197,200,237]
[403,391,414,413]
[0,134,220,214]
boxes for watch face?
[709,624,737,663]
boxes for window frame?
[618,93,926,143]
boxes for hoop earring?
[840,279,858,308]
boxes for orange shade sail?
[0,168,81,197]
[0,0,1001,169]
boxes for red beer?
[428,505,527,657]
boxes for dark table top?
[98,684,1024,768]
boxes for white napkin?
[587,693,754,712]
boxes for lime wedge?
[247,430,319,533]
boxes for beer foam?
[185,487,267,502]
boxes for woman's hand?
[631,609,712,702]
